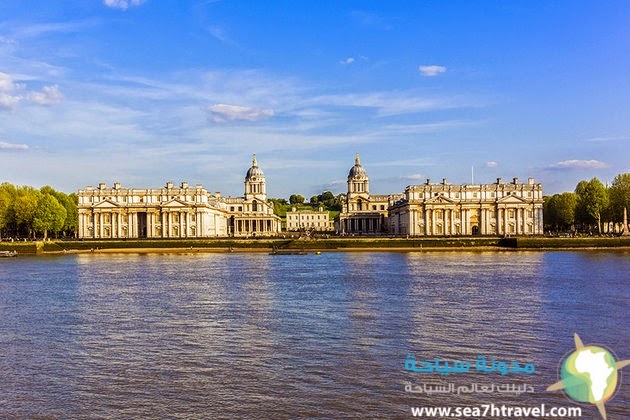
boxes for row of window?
[427,209,534,219]
[287,214,327,220]
[96,213,197,224]
[427,191,535,199]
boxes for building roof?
[348,153,368,179]
[245,154,265,180]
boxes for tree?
[0,182,18,237]
[14,186,41,238]
[33,193,67,240]
[545,193,577,231]
[609,173,630,224]
[575,178,608,233]
[289,194,304,204]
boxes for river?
[0,250,628,418]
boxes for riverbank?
[2,236,630,254]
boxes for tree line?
[0,183,78,240]
[544,173,630,234]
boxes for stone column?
[503,208,509,235]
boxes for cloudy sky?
[1,1,629,198]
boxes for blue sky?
[1,1,629,199]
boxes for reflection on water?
[0,251,628,418]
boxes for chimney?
[528,177,534,185]
[98,182,106,190]
[181,181,188,188]
[113,182,121,189]
[513,177,519,184]
[166,181,173,189]
[497,178,503,184]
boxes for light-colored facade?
[286,207,332,231]
[388,177,544,236]
[223,155,282,237]
[77,181,227,239]
[77,155,281,239]
[335,154,401,235]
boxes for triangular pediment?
[497,195,528,204]
[426,195,457,205]
[162,199,189,207]
[93,199,118,208]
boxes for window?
[372,205,377,210]
[380,205,385,210]
[508,209,515,218]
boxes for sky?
[1,1,629,199]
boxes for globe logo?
[548,334,629,420]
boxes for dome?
[245,154,264,180]
[348,153,368,179]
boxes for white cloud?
[27,85,63,105]
[485,161,498,168]
[585,135,629,142]
[205,104,275,123]
[103,0,146,10]
[207,25,232,44]
[547,159,609,170]
[400,173,426,181]
[0,72,22,110]
[419,65,447,77]
[0,141,29,150]
[0,72,15,91]
[0,92,21,110]
[340,57,355,65]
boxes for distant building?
[77,155,281,239]
[335,154,401,235]
[388,177,544,236]
[286,207,332,231]
[223,155,282,237]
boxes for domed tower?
[244,154,267,201]
[347,153,369,196]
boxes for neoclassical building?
[77,155,281,239]
[388,177,544,236]
[335,154,402,235]
[286,207,332,231]
[222,155,282,237]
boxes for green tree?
[14,186,41,238]
[609,173,630,224]
[33,193,67,239]
[0,182,18,238]
[545,193,577,231]
[575,178,608,233]
[289,194,304,204]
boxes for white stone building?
[77,155,281,239]
[335,154,401,235]
[286,207,332,231]
[77,181,227,239]
[388,177,544,236]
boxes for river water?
[0,250,628,419]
